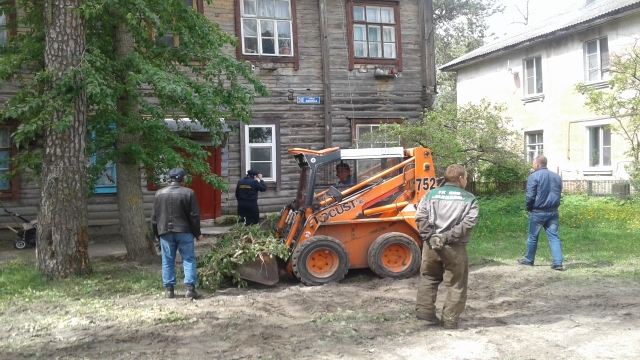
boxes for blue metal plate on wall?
[297,96,321,104]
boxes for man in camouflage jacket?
[415,164,479,329]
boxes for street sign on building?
[297,96,321,104]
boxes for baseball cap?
[247,169,259,176]
[169,168,187,181]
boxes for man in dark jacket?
[152,168,203,299]
[236,169,267,226]
[415,164,479,329]
[518,155,564,270]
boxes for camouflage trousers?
[415,243,469,325]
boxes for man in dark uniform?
[235,169,267,226]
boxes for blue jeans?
[160,232,197,287]
[524,211,563,266]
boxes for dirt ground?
[1,237,639,360]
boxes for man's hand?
[155,237,159,242]
[429,234,446,250]
[196,235,203,243]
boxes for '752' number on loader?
[416,177,436,191]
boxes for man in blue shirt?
[518,155,564,271]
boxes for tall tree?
[433,0,504,107]
[38,0,91,278]
[577,41,640,180]
[111,16,155,261]
[1,1,267,262]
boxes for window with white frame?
[588,126,611,167]
[245,124,276,180]
[523,57,543,96]
[352,4,396,59]
[240,0,293,57]
[585,37,609,83]
[525,132,543,163]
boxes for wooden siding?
[217,0,426,214]
[0,0,433,229]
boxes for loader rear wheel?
[291,236,349,286]
[368,232,421,279]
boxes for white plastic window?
[523,57,543,96]
[245,124,276,180]
[585,38,609,83]
[588,126,611,167]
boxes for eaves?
[440,4,640,72]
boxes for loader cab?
[292,147,405,208]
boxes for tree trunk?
[37,0,91,279]
[114,19,157,261]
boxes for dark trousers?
[237,200,260,226]
[416,244,469,325]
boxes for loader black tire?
[291,235,349,286]
[368,232,421,279]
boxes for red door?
[147,146,222,220]
[190,146,222,220]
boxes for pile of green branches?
[195,223,290,291]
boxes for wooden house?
[0,0,436,233]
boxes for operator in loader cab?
[236,169,267,226]
[336,162,353,186]
[414,164,479,329]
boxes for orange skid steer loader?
[239,146,438,286]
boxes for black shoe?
[185,284,203,299]
[517,259,533,266]
[165,286,175,299]
[551,264,564,271]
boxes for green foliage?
[195,223,290,291]
[434,0,505,107]
[0,0,267,190]
[480,161,530,182]
[361,99,527,177]
[469,194,640,266]
[575,42,640,180]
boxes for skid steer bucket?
[236,253,280,285]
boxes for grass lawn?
[469,194,640,271]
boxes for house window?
[352,118,402,148]
[347,0,402,71]
[93,158,117,194]
[523,57,543,96]
[240,0,293,57]
[352,4,396,59]
[588,126,611,167]
[585,37,609,83]
[245,124,277,181]
[156,0,204,48]
[0,126,18,199]
[0,128,11,190]
[89,128,117,194]
[0,12,6,46]
[525,132,543,163]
